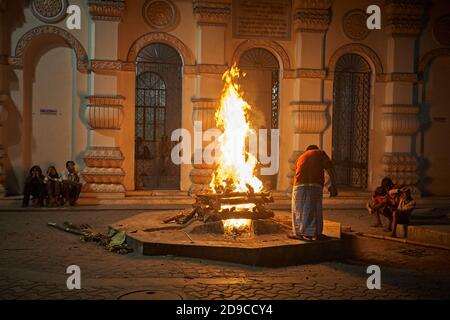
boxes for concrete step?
[77,196,195,206]
[1,193,449,209]
[125,190,189,197]
[407,225,450,248]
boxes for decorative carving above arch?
[418,48,450,76]
[31,0,68,24]
[342,10,370,41]
[239,48,279,69]
[232,40,292,73]
[328,43,383,76]
[126,32,195,66]
[143,0,178,30]
[9,25,89,72]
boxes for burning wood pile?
[163,187,274,227]
[164,65,276,237]
[195,187,274,220]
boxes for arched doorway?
[332,54,371,189]
[134,43,182,189]
[238,48,280,190]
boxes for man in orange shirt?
[290,145,337,241]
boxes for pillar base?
[82,183,125,193]
[81,146,125,194]
[189,164,214,195]
[382,153,420,197]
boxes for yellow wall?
[4,0,450,195]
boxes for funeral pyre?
[164,66,274,237]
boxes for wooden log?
[220,210,274,220]
[216,197,269,205]
[195,195,274,206]
[179,207,198,225]
[196,191,271,198]
[163,209,194,223]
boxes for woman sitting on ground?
[22,165,45,207]
[44,166,63,207]
[62,160,82,206]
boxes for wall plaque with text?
[232,0,292,40]
[39,108,58,115]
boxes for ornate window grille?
[332,54,371,189]
[135,43,182,189]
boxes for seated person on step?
[390,186,416,238]
[44,166,63,207]
[366,177,395,228]
[22,165,46,207]
[62,160,83,206]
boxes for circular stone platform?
[109,211,351,267]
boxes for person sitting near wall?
[61,160,82,206]
[44,166,63,207]
[390,186,416,238]
[366,177,395,228]
[22,165,46,207]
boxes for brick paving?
[0,209,449,300]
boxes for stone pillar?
[287,0,331,189]
[82,95,125,194]
[82,1,126,196]
[381,0,426,193]
[381,105,420,188]
[189,98,218,194]
[189,0,231,194]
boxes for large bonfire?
[209,65,264,233]
[209,65,263,194]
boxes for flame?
[210,65,263,194]
[223,219,252,235]
[221,204,255,211]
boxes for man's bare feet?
[287,234,301,240]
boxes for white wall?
[31,47,73,173]
[6,0,90,194]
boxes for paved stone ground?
[0,209,449,300]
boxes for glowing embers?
[194,190,274,238]
[222,219,252,237]
[221,204,255,237]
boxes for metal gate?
[135,43,182,189]
[332,54,371,189]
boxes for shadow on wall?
[2,0,27,195]
[3,92,22,196]
[76,90,89,171]
[417,99,432,196]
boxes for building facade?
[0,0,449,199]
